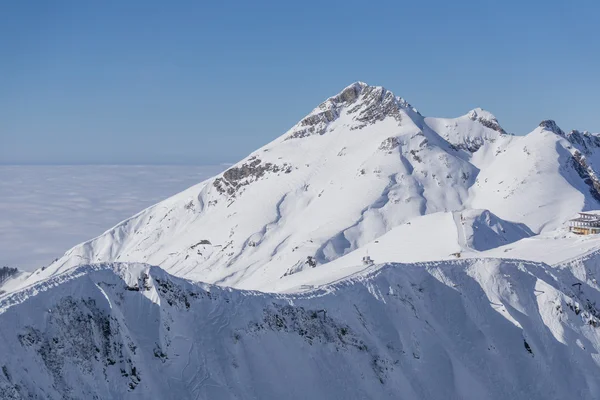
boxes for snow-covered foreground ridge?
[31,81,600,292]
[1,259,600,400]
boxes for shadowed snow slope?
[264,209,533,287]
[31,82,600,292]
[1,260,600,400]
[458,209,533,251]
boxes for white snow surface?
[4,82,600,398]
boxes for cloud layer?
[0,165,224,271]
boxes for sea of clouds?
[0,165,225,271]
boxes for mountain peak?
[466,107,506,134]
[327,81,367,105]
[286,82,417,140]
[467,107,496,121]
[539,120,565,136]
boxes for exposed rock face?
[336,83,362,103]
[467,108,507,134]
[0,267,19,286]
[0,267,20,295]
[539,120,565,136]
[241,303,397,383]
[213,157,292,198]
[351,86,403,129]
[379,137,401,151]
[16,296,141,395]
[450,137,486,153]
[286,82,366,139]
[246,303,365,350]
[567,130,600,154]
[570,151,600,202]
[299,110,338,131]
[286,82,417,139]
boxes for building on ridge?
[568,212,600,235]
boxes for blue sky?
[1,0,598,165]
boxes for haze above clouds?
[0,165,224,270]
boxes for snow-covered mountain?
[2,259,600,399]
[0,267,24,295]
[28,81,600,291]
[4,81,600,399]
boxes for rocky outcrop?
[15,296,142,395]
[0,267,19,286]
[450,136,486,153]
[0,267,20,295]
[539,120,565,136]
[350,86,403,130]
[379,137,401,151]
[286,83,365,139]
[213,157,292,198]
[286,82,415,139]
[245,303,365,349]
[571,151,600,202]
[566,130,600,154]
[467,108,507,134]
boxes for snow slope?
[264,209,533,291]
[2,260,600,400]
[26,82,600,292]
[468,229,600,266]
